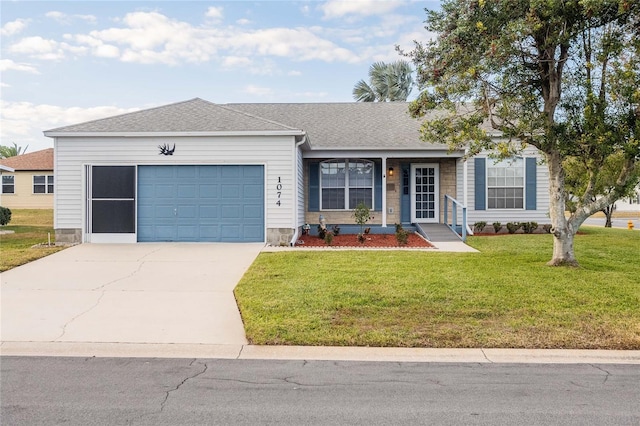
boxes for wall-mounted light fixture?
[388,167,394,177]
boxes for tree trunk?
[602,204,615,227]
[546,151,580,267]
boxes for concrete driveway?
[1,243,264,347]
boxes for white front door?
[411,163,439,223]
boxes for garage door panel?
[156,205,175,219]
[138,165,263,242]
[199,205,218,218]
[199,226,219,239]
[199,185,218,198]
[156,184,176,198]
[177,205,196,218]
[177,225,197,239]
[221,205,240,218]
[221,185,240,198]
[243,225,263,239]
[178,184,196,198]
[244,205,263,218]
[221,166,241,178]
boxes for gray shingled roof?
[45,98,299,134]
[227,102,447,150]
[45,98,485,151]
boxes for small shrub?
[543,224,552,233]
[395,223,409,246]
[0,206,11,226]
[332,225,341,236]
[522,221,538,234]
[324,231,334,245]
[492,222,502,233]
[357,233,366,244]
[473,221,487,233]
[353,202,372,236]
[506,222,521,234]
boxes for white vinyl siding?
[465,148,549,223]
[53,135,297,235]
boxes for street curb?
[2,342,639,364]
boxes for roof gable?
[0,148,53,171]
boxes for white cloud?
[288,70,302,76]
[8,36,67,60]
[205,6,224,21]
[236,18,251,25]
[0,59,40,74]
[46,11,97,25]
[1,19,29,36]
[0,101,140,151]
[320,0,406,19]
[222,56,252,68]
[5,10,421,66]
[242,85,274,96]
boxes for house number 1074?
[276,177,282,206]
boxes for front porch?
[302,156,462,237]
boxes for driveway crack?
[55,250,159,340]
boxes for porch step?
[415,223,462,242]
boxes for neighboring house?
[614,185,640,212]
[0,148,55,209]
[44,98,549,244]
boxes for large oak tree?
[404,0,640,266]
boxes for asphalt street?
[2,357,639,425]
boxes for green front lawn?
[0,209,65,272]
[235,227,640,349]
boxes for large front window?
[487,158,524,209]
[321,159,373,209]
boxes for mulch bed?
[296,233,434,248]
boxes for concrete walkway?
[1,243,263,346]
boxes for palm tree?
[352,60,414,102]
[0,142,28,158]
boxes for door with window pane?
[87,166,136,241]
[411,164,439,223]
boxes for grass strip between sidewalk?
[235,227,640,349]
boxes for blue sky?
[1,0,439,152]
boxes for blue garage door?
[138,165,264,242]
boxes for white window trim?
[320,159,375,210]
[2,175,15,194]
[33,174,54,194]
[486,157,525,210]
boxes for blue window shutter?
[474,158,486,210]
[525,157,537,210]
[374,160,382,211]
[308,162,320,212]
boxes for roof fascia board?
[43,130,305,138]
[303,149,465,159]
